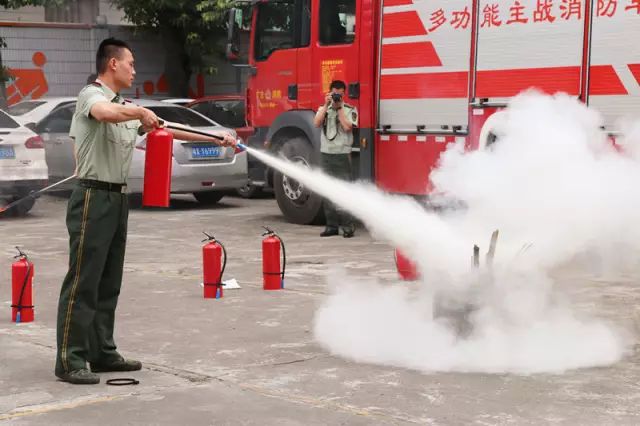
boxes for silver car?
[36,99,248,204]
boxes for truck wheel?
[236,183,263,199]
[273,137,324,225]
[194,191,225,205]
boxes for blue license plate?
[192,146,221,159]
[0,146,15,159]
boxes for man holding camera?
[313,80,358,238]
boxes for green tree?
[110,0,233,97]
[0,0,60,108]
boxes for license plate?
[192,146,221,159]
[0,146,15,159]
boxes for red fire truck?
[226,0,640,224]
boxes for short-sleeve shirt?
[319,104,358,154]
[69,81,141,184]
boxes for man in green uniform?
[313,80,358,238]
[55,38,236,385]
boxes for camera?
[331,92,343,103]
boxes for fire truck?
[226,0,640,224]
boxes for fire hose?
[0,174,76,216]
[158,119,248,151]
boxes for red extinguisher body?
[395,249,420,281]
[262,236,281,290]
[12,257,34,323]
[203,241,223,299]
[143,128,173,208]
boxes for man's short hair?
[96,38,132,74]
[329,80,346,91]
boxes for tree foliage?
[110,0,234,96]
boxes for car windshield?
[146,106,215,127]
[8,101,46,116]
[0,110,20,128]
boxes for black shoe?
[55,368,100,385]
[320,227,339,237]
[90,358,142,373]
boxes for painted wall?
[1,23,246,106]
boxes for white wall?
[0,7,45,22]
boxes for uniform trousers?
[55,183,128,374]
[321,153,355,232]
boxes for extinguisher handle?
[261,226,274,236]
[14,246,27,259]
[202,231,216,242]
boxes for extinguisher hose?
[11,254,33,322]
[219,241,227,288]
[275,234,286,287]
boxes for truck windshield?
[254,0,296,61]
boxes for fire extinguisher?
[202,232,226,299]
[143,128,173,208]
[262,227,286,290]
[394,248,420,281]
[11,247,34,323]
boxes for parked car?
[35,99,248,205]
[6,97,76,128]
[0,109,48,216]
[160,98,194,106]
[186,95,260,198]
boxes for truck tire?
[236,183,263,199]
[273,137,324,225]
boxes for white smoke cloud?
[247,91,636,374]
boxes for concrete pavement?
[1,194,640,425]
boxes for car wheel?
[1,196,36,217]
[273,137,324,225]
[236,183,263,199]
[194,191,225,205]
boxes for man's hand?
[219,132,237,147]
[139,107,160,129]
[324,92,332,108]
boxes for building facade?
[0,2,244,106]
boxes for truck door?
[309,0,360,114]
[250,0,306,125]
[473,0,586,103]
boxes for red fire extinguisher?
[262,227,286,290]
[11,247,34,323]
[394,248,420,281]
[202,232,226,299]
[143,128,173,208]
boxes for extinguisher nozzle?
[236,143,248,152]
[16,312,21,323]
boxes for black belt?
[78,179,127,193]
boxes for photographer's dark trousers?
[321,153,355,232]
[55,183,128,375]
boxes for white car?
[0,110,48,216]
[36,99,248,204]
[7,97,76,128]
